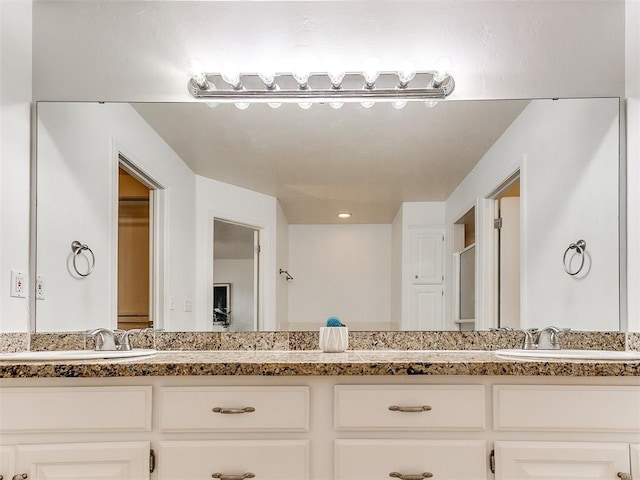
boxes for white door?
[631,444,640,480]
[0,446,15,480]
[410,228,445,284]
[495,441,630,480]
[407,284,444,330]
[14,442,150,480]
[158,440,309,480]
[499,197,520,329]
[335,439,487,480]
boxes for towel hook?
[562,239,586,276]
[279,269,294,281]
[71,240,95,277]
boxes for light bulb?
[298,102,313,109]
[259,71,277,89]
[362,62,380,88]
[268,102,282,109]
[433,57,452,85]
[360,101,375,109]
[234,102,250,110]
[425,100,439,108]
[187,57,209,89]
[221,61,242,89]
[328,70,346,89]
[398,61,416,87]
[392,100,407,109]
[206,102,218,109]
[293,71,311,88]
[329,102,344,109]
[337,212,352,219]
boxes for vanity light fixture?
[187,61,455,105]
[337,212,352,219]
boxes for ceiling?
[132,99,528,223]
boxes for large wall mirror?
[33,97,621,333]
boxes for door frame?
[209,217,265,332]
[482,160,526,330]
[112,146,167,331]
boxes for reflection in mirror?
[34,98,621,333]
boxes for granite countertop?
[1,350,640,378]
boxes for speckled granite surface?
[22,330,629,352]
[0,350,638,378]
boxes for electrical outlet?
[184,299,192,312]
[10,270,26,298]
[36,276,45,300]
[169,296,175,311]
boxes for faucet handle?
[115,329,142,351]
[87,328,117,351]
[521,329,538,350]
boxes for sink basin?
[0,349,156,361]
[495,349,640,361]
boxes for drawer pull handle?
[388,405,432,413]
[12,475,28,480]
[212,473,255,480]
[617,473,632,480]
[389,472,433,479]
[212,407,256,414]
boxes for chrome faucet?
[521,326,568,350]
[87,328,118,351]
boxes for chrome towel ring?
[71,240,95,277]
[563,239,586,276]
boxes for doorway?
[117,167,152,330]
[212,219,261,331]
[493,176,521,329]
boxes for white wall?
[213,259,254,332]
[0,0,32,332]
[626,0,640,332]
[195,175,277,331]
[36,103,196,332]
[446,98,620,331]
[31,1,624,102]
[288,224,392,330]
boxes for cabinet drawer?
[494,441,630,480]
[158,386,309,432]
[334,439,487,480]
[494,385,640,432]
[0,386,152,433]
[157,440,309,480]
[335,385,486,430]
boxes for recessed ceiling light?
[337,212,352,219]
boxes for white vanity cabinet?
[494,441,631,479]
[492,385,640,480]
[10,442,150,480]
[334,385,488,480]
[0,386,152,480]
[157,386,311,480]
[1,374,639,480]
[0,446,14,480]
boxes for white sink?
[495,349,640,361]
[0,349,156,361]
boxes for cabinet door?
[631,444,640,479]
[14,441,149,480]
[0,446,15,480]
[158,440,309,480]
[407,284,444,330]
[335,439,486,480]
[409,229,445,284]
[495,441,630,480]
